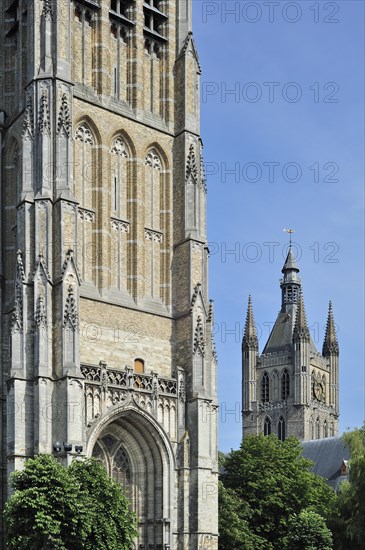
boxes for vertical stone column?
[7,251,33,476]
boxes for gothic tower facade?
[0,1,218,548]
[242,248,339,442]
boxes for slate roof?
[262,305,318,354]
[301,437,350,490]
[282,248,299,273]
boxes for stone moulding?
[144,228,163,243]
[111,217,130,232]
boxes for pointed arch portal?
[86,405,175,549]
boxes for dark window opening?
[262,372,269,403]
[281,369,290,400]
[264,417,271,436]
[110,0,135,25]
[278,417,286,441]
[143,0,167,43]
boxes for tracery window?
[281,369,290,400]
[261,372,269,403]
[264,417,271,436]
[110,136,131,292]
[144,150,163,299]
[145,150,162,229]
[142,147,171,304]
[278,417,285,441]
[112,445,132,493]
[92,436,132,495]
[111,136,129,216]
[75,123,97,283]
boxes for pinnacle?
[323,301,339,356]
[296,291,308,327]
[243,295,258,349]
[293,291,310,341]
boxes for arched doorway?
[87,405,175,548]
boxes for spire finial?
[283,228,295,247]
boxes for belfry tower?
[0,1,218,548]
[242,247,339,442]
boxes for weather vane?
[283,228,295,246]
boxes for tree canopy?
[284,510,333,550]
[219,434,336,549]
[4,454,137,550]
[218,481,268,550]
[69,458,137,549]
[329,424,365,549]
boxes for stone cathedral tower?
[242,247,339,442]
[0,0,218,548]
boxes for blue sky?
[192,0,365,452]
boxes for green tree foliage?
[69,458,137,549]
[218,481,268,550]
[220,435,336,548]
[4,455,137,550]
[329,424,365,549]
[283,510,333,550]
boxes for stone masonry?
[0,0,218,547]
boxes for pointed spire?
[282,246,299,274]
[293,291,310,341]
[323,301,339,356]
[242,296,258,350]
